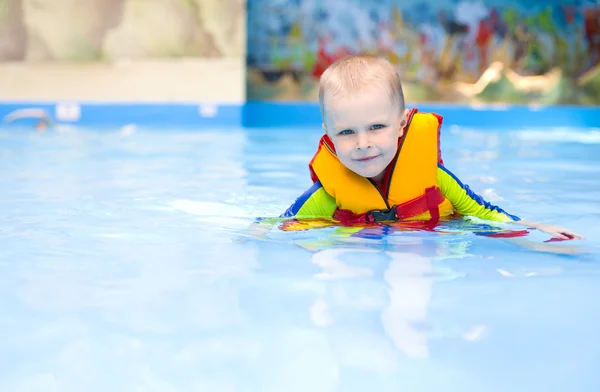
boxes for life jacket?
[308,108,455,225]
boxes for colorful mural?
[246,0,600,105]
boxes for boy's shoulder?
[281,180,336,218]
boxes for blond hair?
[318,55,405,119]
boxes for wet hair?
[318,55,406,119]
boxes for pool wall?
[1,101,599,129]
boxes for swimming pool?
[0,119,599,391]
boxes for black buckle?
[366,206,398,223]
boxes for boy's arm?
[437,164,584,239]
[280,180,337,219]
[437,164,520,222]
[245,181,337,239]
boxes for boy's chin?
[356,167,386,180]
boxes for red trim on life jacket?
[322,134,335,152]
[333,186,444,225]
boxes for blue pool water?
[0,122,599,391]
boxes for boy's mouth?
[355,154,380,163]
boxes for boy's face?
[323,84,406,183]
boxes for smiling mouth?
[355,155,380,162]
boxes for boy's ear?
[402,108,409,125]
[400,116,407,128]
[399,110,408,135]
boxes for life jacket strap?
[333,186,444,225]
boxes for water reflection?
[382,252,433,359]
[310,247,455,362]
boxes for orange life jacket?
[308,108,455,225]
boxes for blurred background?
[247,0,600,105]
[0,0,246,103]
[0,0,599,105]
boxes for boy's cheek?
[334,141,351,154]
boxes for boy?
[281,55,582,241]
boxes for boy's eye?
[370,124,385,130]
[338,129,354,136]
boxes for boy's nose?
[356,133,371,150]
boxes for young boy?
[281,55,582,240]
